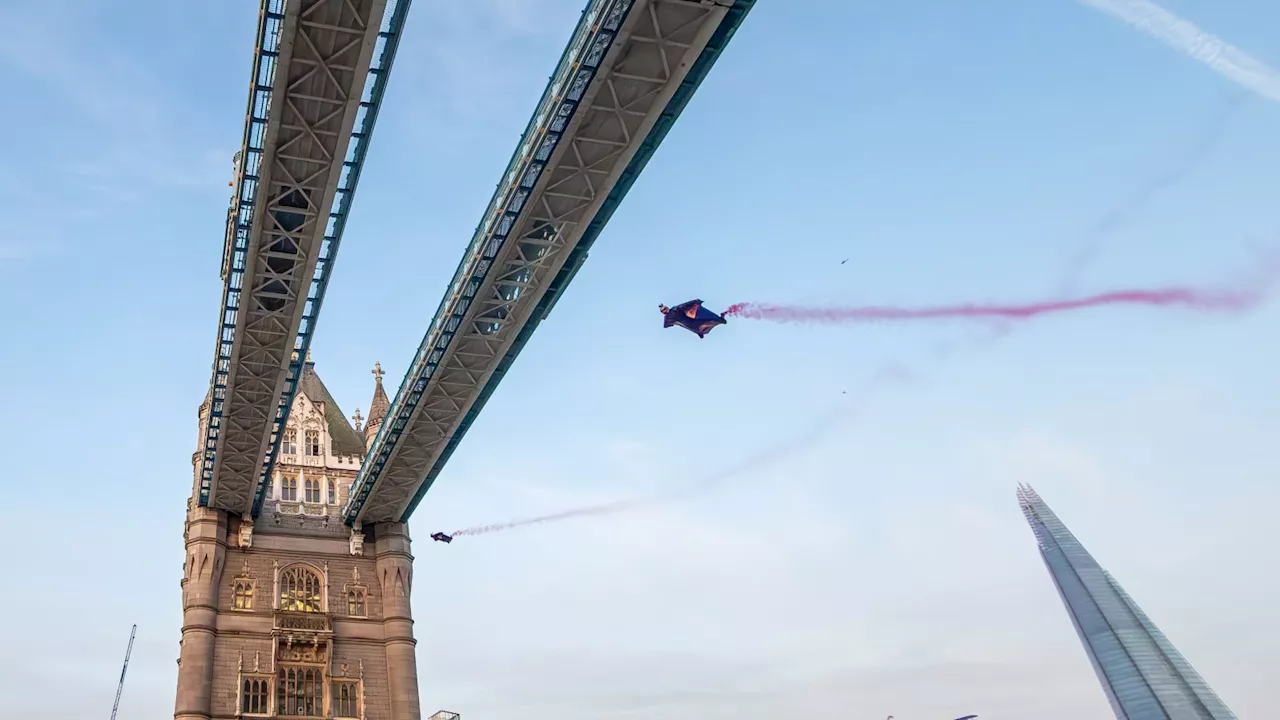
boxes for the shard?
[1016,484,1237,720]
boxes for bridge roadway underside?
[348,0,751,525]
[206,0,388,516]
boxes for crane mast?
[110,624,136,720]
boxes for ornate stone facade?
[176,359,421,720]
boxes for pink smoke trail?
[448,440,811,538]
[451,498,653,537]
[446,259,1278,540]
[446,364,914,539]
[722,284,1266,325]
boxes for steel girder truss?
[201,0,399,515]
[344,0,733,526]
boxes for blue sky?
[1,0,1278,717]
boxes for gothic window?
[241,676,270,715]
[283,429,297,455]
[346,588,367,617]
[282,475,298,502]
[305,429,321,456]
[334,681,360,718]
[279,565,323,613]
[327,480,337,505]
[233,579,255,610]
[304,478,320,504]
[277,665,323,717]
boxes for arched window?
[233,579,255,610]
[334,681,360,718]
[241,677,270,715]
[327,480,337,505]
[279,565,323,613]
[277,666,322,716]
[282,429,297,455]
[347,588,367,617]
[305,429,321,456]
[304,478,320,504]
[281,474,298,502]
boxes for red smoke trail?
[722,284,1266,325]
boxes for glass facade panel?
[1017,484,1237,720]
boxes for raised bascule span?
[343,0,757,528]
[197,0,410,517]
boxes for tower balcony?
[273,611,332,638]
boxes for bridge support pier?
[376,522,422,720]
[175,507,227,720]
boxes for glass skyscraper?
[1016,484,1237,720]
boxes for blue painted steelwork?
[200,0,416,513]
[395,0,758,522]
[342,0,640,525]
[198,0,287,508]
[247,0,417,517]
[343,0,757,525]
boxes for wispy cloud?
[462,0,581,37]
[0,4,167,131]
[0,244,30,261]
[0,2,232,200]
[393,0,582,133]
[1077,0,1280,101]
[429,649,1106,719]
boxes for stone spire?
[194,388,214,474]
[364,362,390,445]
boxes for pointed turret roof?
[366,361,391,431]
[297,356,366,458]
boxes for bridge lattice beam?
[344,0,755,526]
[200,0,413,516]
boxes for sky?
[0,0,1278,717]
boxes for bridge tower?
[177,355,421,720]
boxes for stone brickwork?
[177,362,421,720]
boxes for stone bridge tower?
[176,355,421,720]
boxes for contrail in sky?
[1058,89,1247,294]
[1077,0,1280,102]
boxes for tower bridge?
[178,1,756,719]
